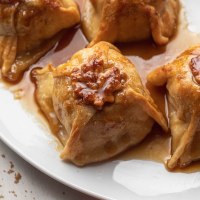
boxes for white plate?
[1,1,200,199]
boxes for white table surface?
[0,140,99,200]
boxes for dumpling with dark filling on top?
[147,46,200,169]
[33,41,167,166]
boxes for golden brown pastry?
[147,46,200,169]
[82,0,179,46]
[31,65,68,145]
[33,41,167,166]
[0,0,80,81]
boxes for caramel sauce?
[117,125,171,164]
[1,0,200,172]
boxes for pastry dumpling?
[0,0,80,81]
[147,46,200,169]
[44,41,167,166]
[82,0,179,46]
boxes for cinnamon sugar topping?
[70,58,127,109]
[190,56,200,84]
